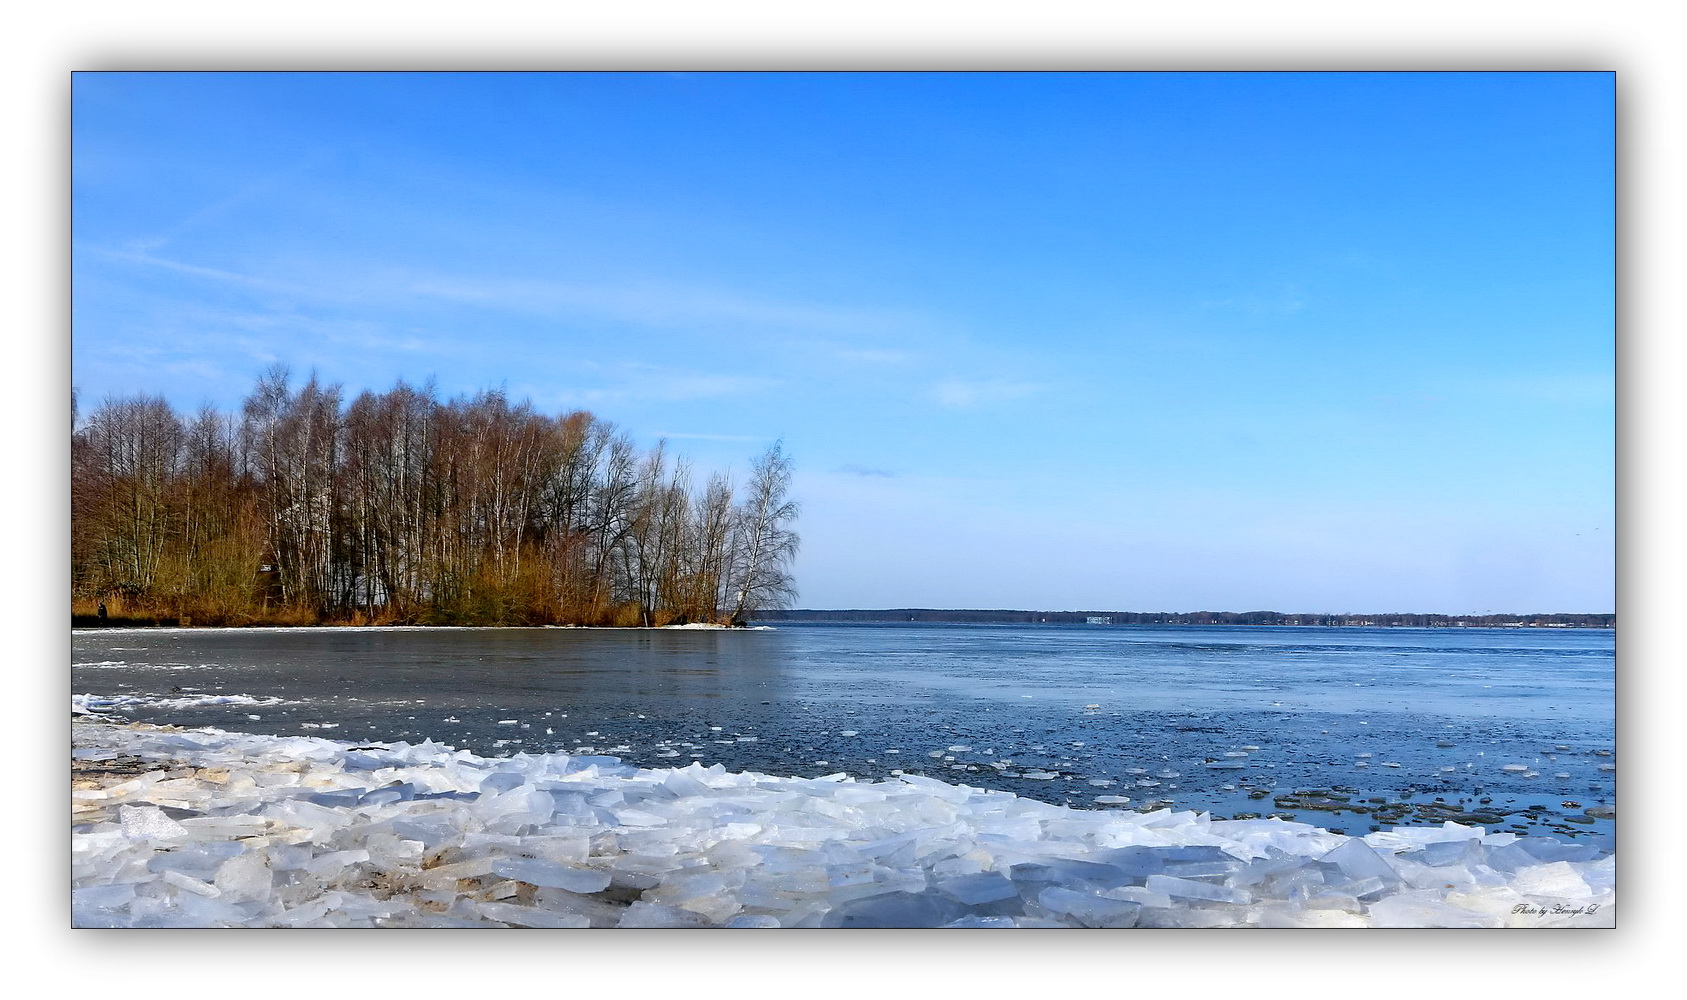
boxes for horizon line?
[767,607,1615,618]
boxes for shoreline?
[72,622,765,633]
[71,714,1616,928]
[72,620,1611,632]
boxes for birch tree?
[729,441,800,623]
[71,372,800,627]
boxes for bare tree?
[689,471,737,622]
[77,394,185,598]
[71,371,799,628]
[241,367,344,613]
[729,441,800,623]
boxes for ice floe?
[73,692,287,713]
[70,717,1615,929]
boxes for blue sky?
[71,71,1614,613]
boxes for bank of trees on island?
[71,369,800,627]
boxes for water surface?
[72,622,1616,847]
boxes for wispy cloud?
[524,363,780,409]
[90,296,457,370]
[119,151,334,253]
[83,245,303,295]
[629,370,779,402]
[930,377,1046,409]
[839,464,897,478]
[1448,372,1615,407]
[85,245,901,339]
[1200,283,1309,316]
[78,355,245,403]
[650,431,767,443]
[831,347,914,365]
[409,275,918,338]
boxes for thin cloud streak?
[930,378,1046,408]
[526,364,781,409]
[82,245,303,295]
[409,275,923,338]
[650,431,767,443]
[1199,283,1309,316]
[87,246,915,344]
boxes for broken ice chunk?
[618,901,717,928]
[936,871,1019,905]
[146,840,245,879]
[1417,838,1483,868]
[726,914,783,928]
[72,883,137,924]
[1099,884,1174,908]
[822,891,963,929]
[1143,875,1251,905]
[161,869,223,898]
[1319,838,1403,884]
[1509,862,1592,900]
[943,915,1021,928]
[212,851,274,904]
[1367,892,1498,928]
[1037,886,1142,927]
[472,900,592,928]
[119,804,188,840]
[491,857,612,894]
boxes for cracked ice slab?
[69,716,1616,929]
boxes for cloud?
[930,378,1045,408]
[628,370,779,402]
[82,245,301,295]
[85,244,908,340]
[1200,283,1309,316]
[124,151,334,252]
[839,464,897,478]
[528,363,780,409]
[1468,372,1615,406]
[831,347,913,365]
[408,275,918,339]
[650,431,766,443]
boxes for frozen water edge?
[70,716,1614,929]
[74,624,778,634]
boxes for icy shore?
[71,716,1614,928]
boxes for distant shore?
[756,609,1615,628]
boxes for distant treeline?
[71,368,799,627]
[759,609,1615,628]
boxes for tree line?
[71,368,799,627]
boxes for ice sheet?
[69,716,1615,928]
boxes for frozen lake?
[71,622,1615,848]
